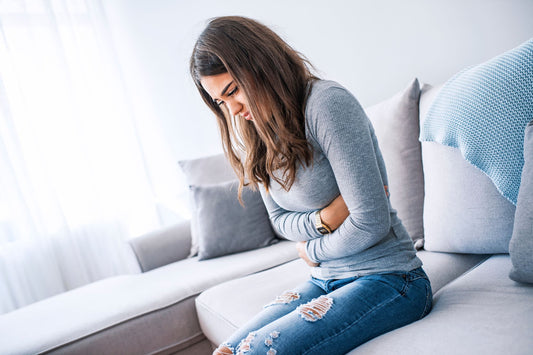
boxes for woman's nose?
[225,99,242,117]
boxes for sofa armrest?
[129,219,192,272]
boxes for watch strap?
[315,210,332,234]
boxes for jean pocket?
[406,267,429,282]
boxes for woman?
[190,16,432,355]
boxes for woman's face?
[200,72,253,121]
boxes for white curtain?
[0,0,186,314]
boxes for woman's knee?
[213,343,234,355]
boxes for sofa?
[195,39,533,354]
[1,40,532,355]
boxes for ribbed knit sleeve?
[304,85,391,262]
[259,186,323,241]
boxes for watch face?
[317,226,330,234]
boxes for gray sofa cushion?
[0,241,297,355]
[192,180,278,260]
[420,84,516,253]
[509,120,533,283]
[178,154,237,257]
[347,255,533,355]
[196,251,488,347]
[365,78,424,249]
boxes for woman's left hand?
[296,241,319,267]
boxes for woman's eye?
[227,87,238,96]
[213,87,237,106]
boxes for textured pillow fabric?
[178,154,237,257]
[365,78,424,249]
[192,180,278,260]
[420,84,516,254]
[509,121,533,283]
[420,38,533,205]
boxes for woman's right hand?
[296,241,319,267]
[319,195,349,232]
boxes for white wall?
[103,0,533,161]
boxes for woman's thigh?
[223,268,432,355]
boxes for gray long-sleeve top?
[259,80,421,280]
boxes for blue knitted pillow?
[420,38,533,205]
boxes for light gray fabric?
[260,80,421,280]
[365,78,424,249]
[420,84,516,253]
[43,296,206,355]
[0,241,297,355]
[348,255,533,355]
[192,180,278,260]
[178,153,236,186]
[129,219,192,272]
[172,338,214,355]
[178,154,237,257]
[196,250,488,347]
[416,250,489,293]
[509,120,533,283]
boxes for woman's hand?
[320,195,349,232]
[296,241,319,267]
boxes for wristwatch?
[315,210,332,234]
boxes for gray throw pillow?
[365,78,424,249]
[509,121,533,283]
[178,154,237,257]
[420,84,516,253]
[192,180,278,260]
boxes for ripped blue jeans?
[213,267,432,355]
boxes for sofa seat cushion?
[0,241,297,355]
[196,251,488,347]
[416,250,489,292]
[348,255,533,355]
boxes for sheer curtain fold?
[0,0,184,314]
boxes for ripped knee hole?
[297,295,333,322]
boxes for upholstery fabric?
[365,78,424,249]
[420,84,515,254]
[192,180,278,260]
[509,120,533,283]
[196,251,488,347]
[129,220,192,272]
[420,38,533,205]
[178,154,237,257]
[0,241,297,355]
[348,255,533,355]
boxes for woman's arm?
[259,186,323,242]
[261,186,350,267]
[259,186,349,242]
[298,195,349,267]
[319,194,349,231]
[304,85,392,263]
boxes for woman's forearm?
[319,194,349,231]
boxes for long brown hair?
[190,16,317,199]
